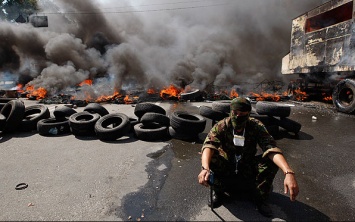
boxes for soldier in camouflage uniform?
[197,97,299,217]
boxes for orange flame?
[147,88,156,94]
[160,85,182,99]
[26,85,47,100]
[322,93,332,101]
[16,84,24,93]
[293,89,308,101]
[249,92,281,101]
[78,79,93,86]
[96,91,122,103]
[230,89,239,98]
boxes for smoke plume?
[0,0,324,97]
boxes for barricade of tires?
[199,100,302,137]
[0,100,209,142]
[133,103,170,141]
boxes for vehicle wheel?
[134,123,168,141]
[134,103,166,119]
[255,101,291,117]
[0,100,25,133]
[199,105,227,121]
[53,106,77,120]
[19,105,50,131]
[170,111,206,134]
[95,113,131,141]
[211,100,231,114]
[140,112,170,126]
[83,103,109,117]
[69,111,100,136]
[332,79,355,114]
[37,118,71,136]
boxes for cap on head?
[230,97,251,112]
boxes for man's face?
[230,109,250,131]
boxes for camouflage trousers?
[209,154,279,200]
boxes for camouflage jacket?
[202,116,282,164]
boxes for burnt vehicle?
[282,0,355,113]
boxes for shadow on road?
[218,192,330,221]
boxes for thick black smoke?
[0,0,323,98]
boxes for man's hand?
[198,169,210,187]
[284,174,299,201]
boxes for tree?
[0,0,39,22]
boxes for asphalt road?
[0,99,354,221]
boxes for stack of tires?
[255,101,302,135]
[169,111,207,141]
[133,102,170,141]
[199,100,302,137]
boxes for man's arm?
[268,152,299,201]
[198,148,214,187]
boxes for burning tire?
[0,100,25,133]
[94,113,131,141]
[180,89,202,101]
[134,123,169,141]
[83,103,109,117]
[170,111,206,134]
[69,111,101,136]
[211,100,231,114]
[140,112,170,127]
[53,106,77,120]
[332,79,355,114]
[255,101,291,117]
[37,118,71,136]
[134,103,166,119]
[199,105,227,121]
[19,105,50,132]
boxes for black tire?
[211,100,231,114]
[0,103,5,110]
[199,105,227,121]
[170,111,206,134]
[134,123,168,141]
[179,89,202,101]
[95,113,131,141]
[0,100,25,133]
[250,114,278,126]
[332,79,355,114]
[141,112,170,126]
[83,103,109,117]
[69,112,100,136]
[129,117,139,133]
[37,118,71,136]
[255,101,291,117]
[265,125,280,137]
[53,106,77,120]
[0,114,5,132]
[168,126,199,141]
[19,105,50,131]
[134,103,166,119]
[272,117,302,134]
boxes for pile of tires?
[37,105,76,136]
[199,100,302,137]
[169,111,206,140]
[255,101,302,135]
[133,102,170,141]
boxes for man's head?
[230,97,251,131]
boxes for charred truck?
[282,0,355,113]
